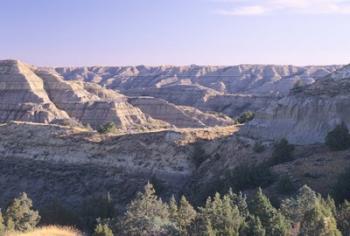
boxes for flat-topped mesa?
[0,60,70,123]
[241,64,350,144]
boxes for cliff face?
[0,60,235,130]
[241,65,350,144]
[0,60,169,131]
[0,60,70,123]
[35,68,168,130]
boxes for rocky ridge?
[55,64,341,117]
[241,64,350,144]
[0,60,234,130]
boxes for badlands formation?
[1,58,350,210]
[0,60,234,130]
[242,65,350,144]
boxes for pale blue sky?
[1,0,350,66]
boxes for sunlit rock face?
[0,60,70,123]
[0,60,168,130]
[0,60,237,130]
[241,65,350,144]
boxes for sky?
[1,0,350,66]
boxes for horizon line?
[2,58,347,68]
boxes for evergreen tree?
[168,195,178,224]
[5,193,40,232]
[204,220,216,236]
[241,215,265,236]
[322,195,337,216]
[168,195,196,235]
[281,186,341,236]
[93,223,114,236]
[228,189,249,218]
[6,217,15,232]
[281,185,318,224]
[121,182,170,236]
[249,188,275,227]
[249,188,290,236]
[300,202,341,236]
[269,211,290,236]
[177,196,197,235]
[197,193,244,236]
[336,200,350,236]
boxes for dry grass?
[4,226,83,236]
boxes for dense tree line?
[2,182,350,235]
[91,183,348,236]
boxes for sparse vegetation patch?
[237,111,255,124]
[97,122,117,134]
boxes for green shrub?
[326,123,350,151]
[249,188,290,236]
[270,138,295,165]
[97,122,117,134]
[5,193,41,232]
[237,111,255,124]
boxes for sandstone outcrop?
[36,68,169,130]
[0,60,169,131]
[0,60,70,123]
[241,65,350,144]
